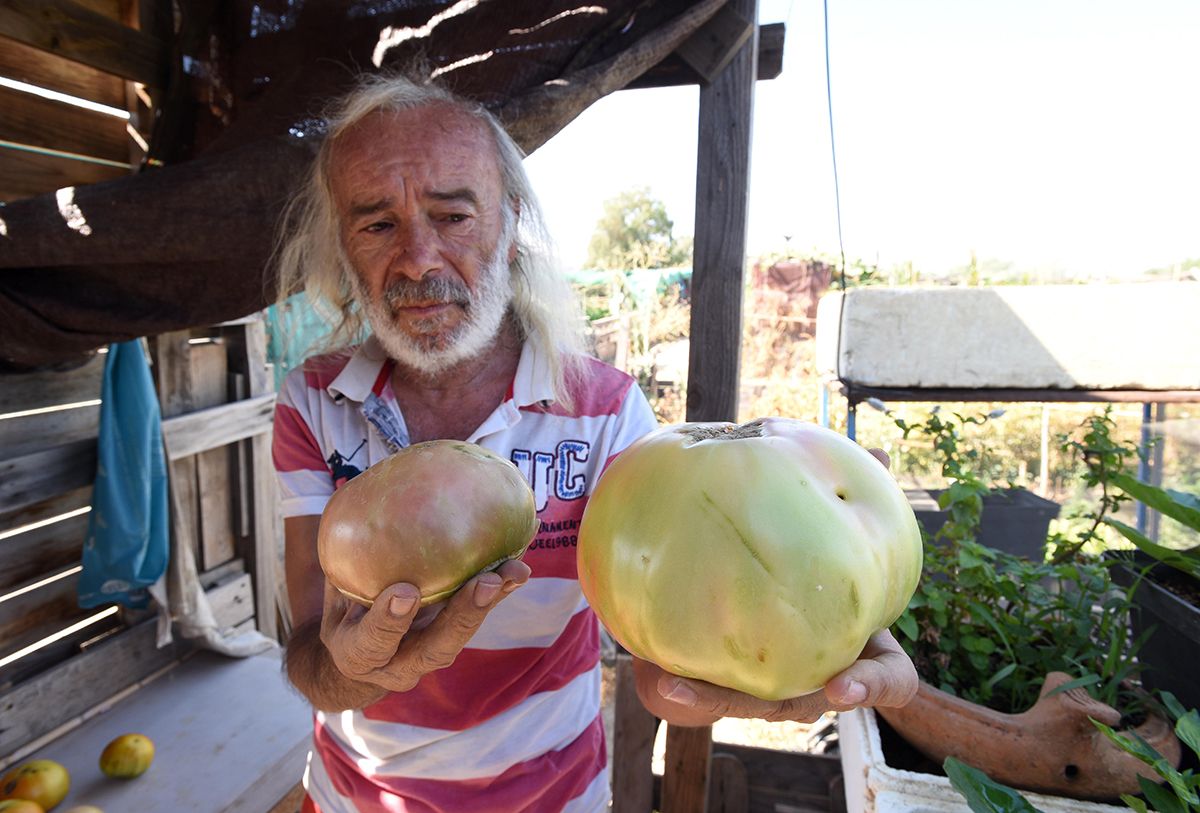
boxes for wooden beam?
[611,653,658,812]
[0,0,167,87]
[0,510,88,593]
[161,393,276,461]
[674,3,754,85]
[672,0,758,808]
[0,143,127,202]
[0,84,130,162]
[627,22,783,90]
[838,384,1200,405]
[0,437,96,514]
[0,36,127,105]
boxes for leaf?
[1094,721,1199,806]
[943,758,1044,813]
[1120,794,1149,813]
[1110,473,1200,533]
[984,662,1017,691]
[1138,776,1189,813]
[1044,674,1101,698]
[1173,708,1200,763]
[1104,518,1200,580]
[895,612,919,641]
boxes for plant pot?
[907,487,1060,560]
[1109,551,1200,712]
[874,673,1180,801]
[839,706,1127,813]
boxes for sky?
[524,0,1200,280]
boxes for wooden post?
[669,0,758,810]
[611,653,658,811]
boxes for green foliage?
[887,407,1144,713]
[944,757,1043,813]
[585,187,691,270]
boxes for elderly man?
[272,74,916,813]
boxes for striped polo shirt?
[272,336,657,813]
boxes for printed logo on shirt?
[327,438,367,488]
[510,439,591,511]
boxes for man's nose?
[391,220,441,281]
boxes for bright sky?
[525,0,1200,279]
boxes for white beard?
[353,225,515,377]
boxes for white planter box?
[838,707,1127,813]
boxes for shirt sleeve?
[272,368,335,518]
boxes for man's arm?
[283,514,533,713]
[284,515,389,712]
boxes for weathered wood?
[0,402,100,460]
[0,485,91,534]
[0,617,188,760]
[628,22,784,90]
[0,352,104,414]
[840,383,1200,405]
[612,654,658,812]
[0,36,126,105]
[0,84,130,162]
[0,437,96,514]
[708,752,750,813]
[0,607,123,693]
[663,725,715,813]
[654,745,844,813]
[160,392,276,461]
[674,3,755,85]
[0,0,168,86]
[0,509,88,592]
[0,143,127,202]
[685,0,758,425]
[191,341,236,569]
[0,566,83,647]
[209,571,255,629]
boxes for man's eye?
[442,213,469,224]
[363,221,391,233]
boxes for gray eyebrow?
[427,188,480,205]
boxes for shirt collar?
[326,335,392,404]
[326,334,557,408]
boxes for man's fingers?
[867,447,890,468]
[333,584,420,671]
[655,675,831,725]
[824,630,918,709]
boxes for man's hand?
[321,558,531,693]
[641,629,918,726]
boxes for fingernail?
[840,680,867,704]
[474,579,500,607]
[501,578,524,594]
[390,594,416,616]
[661,679,698,707]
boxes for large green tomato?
[318,440,539,607]
[577,418,922,700]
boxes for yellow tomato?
[63,807,104,813]
[0,800,46,813]
[98,733,154,779]
[0,760,69,810]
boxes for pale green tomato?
[578,418,922,700]
[318,440,539,607]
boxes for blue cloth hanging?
[78,340,169,609]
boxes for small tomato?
[0,800,46,813]
[0,760,69,811]
[98,733,154,779]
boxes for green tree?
[585,187,691,270]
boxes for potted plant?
[1057,408,1200,715]
[847,407,1183,802]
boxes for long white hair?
[273,73,587,408]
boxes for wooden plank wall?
[0,0,163,201]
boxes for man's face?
[328,105,516,374]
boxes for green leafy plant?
[944,692,1200,813]
[887,407,1146,713]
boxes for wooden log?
[0,0,168,87]
[674,3,755,86]
[0,84,130,162]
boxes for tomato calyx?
[680,420,765,444]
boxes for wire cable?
[823,0,847,289]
